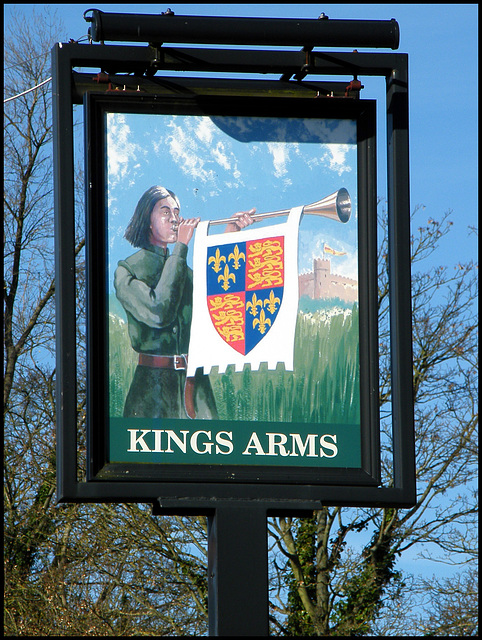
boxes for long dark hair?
[124,186,180,248]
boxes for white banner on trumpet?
[187,207,303,376]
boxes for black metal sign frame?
[53,41,415,510]
[84,91,378,488]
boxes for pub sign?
[85,94,380,487]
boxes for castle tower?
[313,258,331,299]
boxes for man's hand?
[224,208,256,233]
[176,217,200,246]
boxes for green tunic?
[114,242,217,419]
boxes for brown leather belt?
[139,353,188,370]
[138,353,196,419]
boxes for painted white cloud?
[165,118,218,182]
[322,144,353,176]
[267,142,290,178]
[211,141,231,171]
[153,116,245,189]
[107,113,143,190]
[194,117,214,145]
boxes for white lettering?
[127,429,151,452]
[165,430,189,453]
[266,432,289,456]
[320,434,338,458]
[190,430,213,455]
[125,428,340,459]
[152,429,165,452]
[289,433,318,457]
[242,432,266,456]
[215,431,233,455]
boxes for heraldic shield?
[187,207,303,376]
[206,236,285,355]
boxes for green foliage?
[285,516,318,636]
[4,470,56,578]
[180,557,209,612]
[4,466,59,635]
[330,530,402,636]
[280,509,405,637]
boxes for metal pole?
[52,43,78,501]
[386,56,416,501]
[208,505,269,636]
[85,10,400,49]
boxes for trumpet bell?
[250,188,351,224]
[303,187,351,223]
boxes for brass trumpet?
[210,188,351,226]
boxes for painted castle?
[299,257,358,303]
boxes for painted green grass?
[108,313,138,417]
[210,306,360,424]
[108,305,360,425]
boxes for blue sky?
[5,3,479,272]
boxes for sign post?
[208,504,269,636]
[53,11,414,635]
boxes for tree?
[4,9,209,636]
[4,9,61,633]
[412,567,478,636]
[268,210,478,635]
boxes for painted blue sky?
[105,111,358,288]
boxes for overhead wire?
[4,77,52,103]
[4,50,51,71]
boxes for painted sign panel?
[105,108,362,473]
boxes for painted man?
[114,185,254,419]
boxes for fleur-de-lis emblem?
[208,247,226,273]
[246,293,263,317]
[264,290,281,315]
[253,308,271,335]
[228,244,246,270]
[218,264,236,291]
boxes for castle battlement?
[299,257,358,303]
